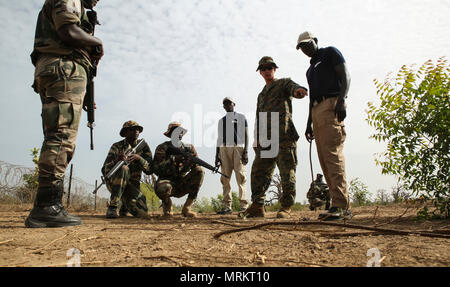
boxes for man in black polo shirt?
[296,31,352,221]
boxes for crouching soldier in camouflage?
[307,174,330,210]
[25,0,104,228]
[153,122,205,219]
[102,121,153,219]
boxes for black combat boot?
[119,204,129,217]
[25,182,82,228]
[106,206,119,219]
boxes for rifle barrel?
[90,127,94,150]
[169,145,230,178]
[105,139,146,180]
[217,171,229,178]
[92,181,104,194]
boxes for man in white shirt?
[215,97,249,214]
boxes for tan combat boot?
[182,198,197,218]
[239,202,264,218]
[277,206,291,218]
[161,198,173,219]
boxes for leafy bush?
[210,194,223,212]
[265,201,305,211]
[13,148,41,204]
[140,182,161,211]
[208,192,244,212]
[194,197,215,213]
[349,178,371,207]
[265,201,281,212]
[367,57,449,218]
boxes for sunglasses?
[298,39,314,49]
[128,126,141,131]
[260,66,274,72]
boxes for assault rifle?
[93,139,147,194]
[167,144,229,178]
[82,9,101,150]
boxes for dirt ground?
[0,203,449,267]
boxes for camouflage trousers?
[34,55,87,189]
[155,166,204,201]
[106,165,149,218]
[251,144,298,207]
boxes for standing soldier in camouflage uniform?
[26,0,104,228]
[241,56,308,219]
[153,122,205,219]
[102,121,153,219]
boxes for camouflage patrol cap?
[164,121,187,138]
[256,56,279,71]
[120,120,143,137]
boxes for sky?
[0,0,449,204]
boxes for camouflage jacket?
[153,141,198,180]
[102,139,153,184]
[255,78,306,148]
[31,0,93,70]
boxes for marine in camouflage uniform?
[307,174,331,210]
[26,0,104,228]
[153,122,205,219]
[102,121,153,219]
[241,56,308,219]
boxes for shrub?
[367,58,449,218]
[140,182,161,211]
[349,178,371,207]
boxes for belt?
[220,144,245,147]
[312,95,338,107]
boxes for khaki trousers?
[219,146,248,209]
[312,97,349,209]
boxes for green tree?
[367,57,449,218]
[349,178,371,206]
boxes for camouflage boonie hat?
[256,56,279,71]
[164,121,187,138]
[120,120,143,137]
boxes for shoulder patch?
[66,0,81,14]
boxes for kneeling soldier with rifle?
[153,122,206,219]
[101,121,153,219]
